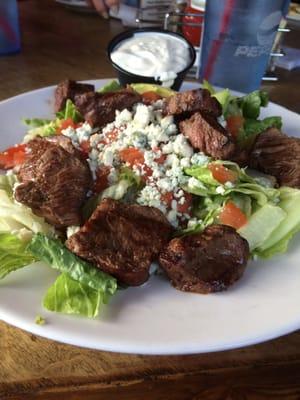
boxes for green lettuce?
[255,187,300,258]
[98,80,122,93]
[28,233,117,294]
[237,90,268,119]
[203,82,282,146]
[43,273,108,318]
[184,161,279,207]
[56,99,83,123]
[23,120,59,142]
[0,175,54,240]
[238,204,286,251]
[0,232,36,279]
[23,118,52,128]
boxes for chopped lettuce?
[28,233,117,294]
[0,232,36,279]
[203,82,282,146]
[23,100,82,142]
[184,161,279,207]
[23,118,52,128]
[237,90,268,119]
[255,187,300,258]
[23,120,59,142]
[43,273,108,318]
[98,80,122,93]
[202,80,231,113]
[0,175,54,240]
[238,204,286,251]
[56,99,82,123]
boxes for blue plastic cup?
[199,0,291,92]
[0,0,21,56]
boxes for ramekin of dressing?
[107,28,196,90]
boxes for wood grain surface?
[0,1,300,399]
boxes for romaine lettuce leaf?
[238,204,286,251]
[28,233,117,294]
[56,99,82,123]
[43,273,107,318]
[184,161,279,207]
[98,80,122,93]
[237,90,268,119]
[23,120,59,142]
[0,175,54,239]
[23,118,52,128]
[255,187,300,258]
[0,232,36,279]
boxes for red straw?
[203,0,236,80]
[0,15,18,44]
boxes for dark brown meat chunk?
[15,138,92,228]
[54,79,95,112]
[66,198,173,286]
[159,225,249,294]
[163,89,222,118]
[180,112,236,160]
[74,89,142,128]
[249,128,300,188]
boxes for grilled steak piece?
[159,225,249,294]
[163,89,222,118]
[54,79,95,112]
[249,128,300,188]
[66,198,173,286]
[15,138,92,228]
[180,112,236,160]
[74,89,142,128]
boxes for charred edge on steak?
[159,224,249,294]
[54,79,95,113]
[249,127,300,189]
[15,137,92,228]
[179,111,236,160]
[163,89,222,119]
[74,89,142,128]
[66,198,173,286]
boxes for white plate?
[0,79,299,355]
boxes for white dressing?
[111,32,191,87]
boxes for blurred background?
[0,0,299,111]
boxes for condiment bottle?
[182,0,205,47]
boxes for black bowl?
[107,28,196,91]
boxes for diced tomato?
[161,191,193,214]
[226,115,245,138]
[161,191,173,207]
[56,118,77,134]
[141,165,153,181]
[208,163,238,184]
[100,128,119,145]
[177,192,193,214]
[0,143,27,169]
[141,91,162,105]
[93,166,111,193]
[119,147,152,181]
[219,201,247,230]
[119,147,144,167]
[79,140,91,158]
[153,147,166,165]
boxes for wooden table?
[0,2,300,399]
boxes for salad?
[0,79,299,319]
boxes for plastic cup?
[0,0,21,56]
[199,0,291,92]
